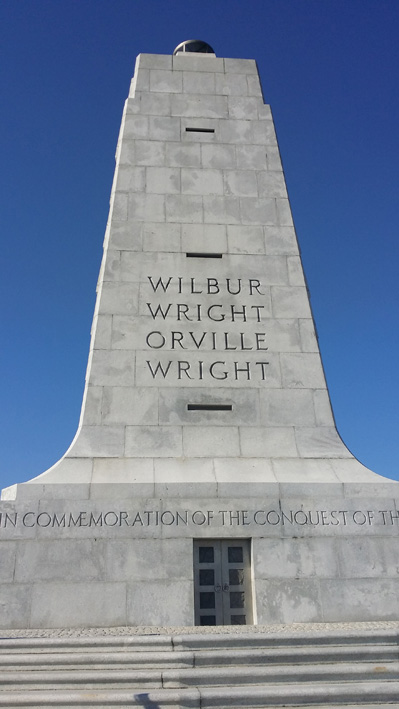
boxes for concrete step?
[0,660,398,691]
[1,628,397,654]
[1,644,398,672]
[1,681,399,707]
[0,627,398,707]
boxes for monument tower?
[1,41,398,629]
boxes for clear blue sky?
[1,0,398,488]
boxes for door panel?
[194,539,252,625]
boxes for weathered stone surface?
[1,47,397,630]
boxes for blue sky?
[1,0,398,487]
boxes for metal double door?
[193,539,253,626]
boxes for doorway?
[193,539,253,626]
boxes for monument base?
[1,460,398,629]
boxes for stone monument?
[1,41,398,629]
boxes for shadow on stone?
[134,693,161,708]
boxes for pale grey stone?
[181,168,224,196]
[137,351,281,389]
[271,286,312,317]
[219,119,252,144]
[154,459,217,497]
[92,457,153,484]
[139,92,172,116]
[125,425,182,457]
[67,425,125,457]
[98,281,139,315]
[30,582,127,627]
[253,537,339,578]
[223,58,257,74]
[15,539,106,582]
[257,171,287,199]
[216,73,248,96]
[114,165,146,192]
[108,221,143,251]
[101,387,158,425]
[299,318,319,352]
[110,192,128,221]
[127,580,193,626]
[137,53,172,70]
[146,167,181,194]
[0,541,16,582]
[223,170,258,197]
[183,427,240,457]
[165,195,203,222]
[148,115,181,141]
[320,579,399,622]
[182,119,218,143]
[27,457,93,485]
[258,104,272,120]
[256,579,322,624]
[123,114,149,140]
[343,481,399,497]
[276,197,294,226]
[214,457,278,482]
[0,585,31,627]
[158,388,260,426]
[203,195,240,224]
[240,426,297,457]
[110,314,138,350]
[106,538,191,581]
[171,94,228,119]
[255,318,301,352]
[166,142,201,167]
[266,145,283,170]
[236,145,267,169]
[133,140,166,166]
[252,120,278,146]
[201,144,236,169]
[287,255,306,286]
[149,69,182,93]
[117,139,135,165]
[102,249,120,281]
[295,427,352,458]
[87,349,135,386]
[260,389,316,426]
[128,192,165,221]
[183,71,215,94]
[337,537,394,578]
[330,458,388,482]
[271,458,339,483]
[264,226,298,255]
[129,67,150,95]
[246,255,288,284]
[280,353,326,389]
[143,222,181,252]
[247,74,264,97]
[173,54,224,72]
[181,224,227,253]
[227,225,265,254]
[80,386,102,425]
[240,197,276,225]
[313,389,335,426]
[228,96,260,119]
[91,314,112,349]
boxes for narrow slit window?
[186,253,223,259]
[188,404,233,412]
[185,127,215,133]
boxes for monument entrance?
[194,539,253,626]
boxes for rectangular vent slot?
[186,253,223,259]
[187,404,233,412]
[185,127,215,133]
